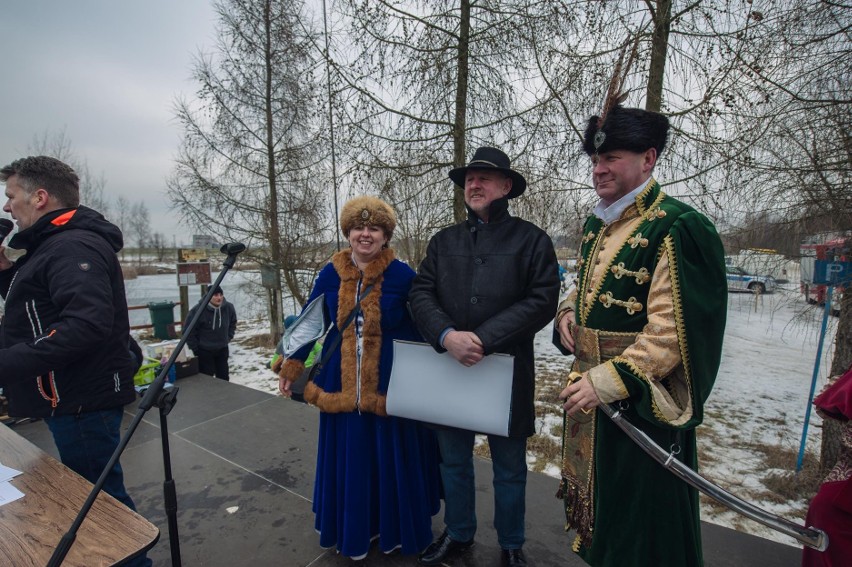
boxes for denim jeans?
[435,428,527,549]
[46,407,152,567]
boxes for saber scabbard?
[598,402,828,551]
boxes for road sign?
[179,248,210,262]
[177,262,212,286]
[813,260,852,285]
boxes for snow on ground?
[134,271,838,548]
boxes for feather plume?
[597,36,640,129]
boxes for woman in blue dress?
[277,195,441,562]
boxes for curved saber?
[598,403,828,551]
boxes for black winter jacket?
[0,206,137,417]
[409,199,560,437]
[184,299,236,354]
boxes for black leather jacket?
[409,198,560,437]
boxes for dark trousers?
[197,347,230,381]
[45,407,152,567]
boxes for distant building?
[192,235,219,249]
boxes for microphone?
[0,218,13,245]
[219,242,246,269]
[220,242,246,255]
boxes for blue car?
[726,266,776,293]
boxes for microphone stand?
[48,243,247,567]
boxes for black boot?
[502,548,528,567]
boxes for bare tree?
[169,0,329,341]
[732,0,851,473]
[150,232,170,262]
[328,0,585,236]
[114,195,131,261]
[128,201,151,265]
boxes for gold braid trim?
[587,360,629,403]
[609,355,673,423]
[663,235,695,425]
[609,355,650,383]
[634,180,665,217]
[579,191,662,326]
[306,248,394,415]
[633,178,657,216]
[580,228,626,326]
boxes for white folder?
[280,295,328,358]
[386,340,514,437]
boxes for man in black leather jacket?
[0,156,150,567]
[409,147,560,567]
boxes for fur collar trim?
[304,248,395,415]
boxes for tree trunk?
[645,0,672,113]
[821,290,852,475]
[264,0,283,343]
[452,0,471,222]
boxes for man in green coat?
[554,105,727,566]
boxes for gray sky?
[1,0,218,244]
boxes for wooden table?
[0,423,159,566]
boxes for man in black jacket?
[184,286,237,380]
[409,147,560,567]
[0,156,150,566]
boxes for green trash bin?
[147,301,176,340]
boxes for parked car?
[726,266,776,293]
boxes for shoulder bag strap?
[307,283,374,379]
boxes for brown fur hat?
[340,195,397,240]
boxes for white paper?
[178,273,197,285]
[0,463,22,483]
[386,340,514,437]
[0,481,24,506]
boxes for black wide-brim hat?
[448,146,527,199]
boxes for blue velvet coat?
[282,248,440,559]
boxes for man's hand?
[559,372,601,417]
[557,309,576,353]
[443,330,485,366]
[0,247,13,271]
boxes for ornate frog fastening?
[627,233,649,249]
[644,207,667,222]
[582,230,596,243]
[598,291,643,315]
[610,262,651,284]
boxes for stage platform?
[12,374,802,566]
